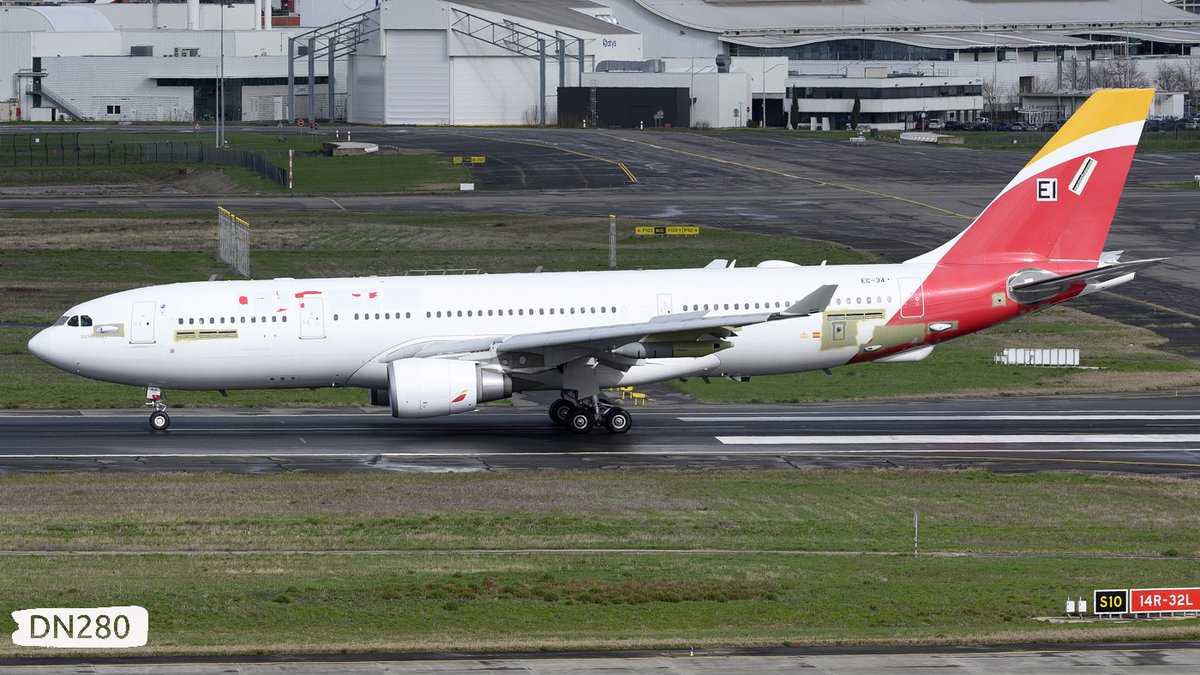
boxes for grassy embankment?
[2,210,1196,408]
[1,470,1199,655]
[0,130,467,192]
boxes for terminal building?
[1,0,1199,128]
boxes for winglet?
[774,284,838,319]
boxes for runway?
[3,395,1200,474]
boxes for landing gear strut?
[146,386,170,431]
[549,391,632,435]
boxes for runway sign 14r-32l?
[1094,588,1200,615]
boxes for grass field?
[1,470,1198,655]
[0,131,467,193]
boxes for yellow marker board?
[635,226,700,237]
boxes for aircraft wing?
[379,284,837,363]
[1009,258,1164,304]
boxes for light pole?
[760,57,785,129]
[217,2,231,148]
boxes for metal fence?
[217,207,251,278]
[0,133,289,188]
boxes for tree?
[850,95,861,130]
[790,86,800,130]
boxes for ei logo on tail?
[1036,178,1058,202]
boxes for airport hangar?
[1,0,1199,130]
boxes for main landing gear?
[549,393,632,435]
[146,386,170,431]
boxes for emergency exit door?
[130,301,156,344]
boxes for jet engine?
[385,358,511,418]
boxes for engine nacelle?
[386,358,511,418]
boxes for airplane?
[28,88,1162,434]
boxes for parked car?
[944,120,964,131]
[926,118,944,130]
[1038,122,1058,132]
[1009,122,1027,132]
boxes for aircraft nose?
[27,328,64,369]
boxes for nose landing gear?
[146,386,170,431]
[549,392,632,435]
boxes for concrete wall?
[586,70,751,128]
[348,54,387,123]
[43,56,193,121]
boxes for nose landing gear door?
[130,301,156,344]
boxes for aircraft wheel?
[567,409,594,435]
[549,399,574,427]
[149,410,171,432]
[603,407,632,434]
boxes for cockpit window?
[67,316,79,327]
[53,315,70,326]
[79,315,93,327]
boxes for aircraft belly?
[78,350,358,390]
[714,318,853,375]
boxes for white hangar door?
[453,57,543,125]
[385,31,450,124]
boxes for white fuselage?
[30,262,934,393]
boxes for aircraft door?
[130,301,156,344]
[657,293,673,315]
[898,277,925,319]
[300,296,326,339]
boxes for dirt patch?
[166,168,254,195]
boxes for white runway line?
[717,434,1200,446]
[684,414,1200,422]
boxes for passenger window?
[189,318,195,325]
[457,311,463,317]
[282,316,287,323]
[375,313,380,320]
[178,318,184,325]
[251,317,256,323]
[406,312,411,319]
[272,316,277,323]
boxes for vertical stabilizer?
[909,89,1154,266]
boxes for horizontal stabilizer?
[1009,258,1165,304]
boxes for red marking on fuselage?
[369,292,378,299]
[238,296,248,305]
[294,290,322,298]
[452,389,468,404]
